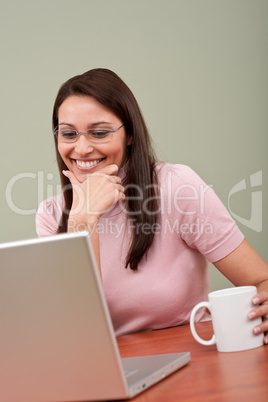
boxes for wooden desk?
[117,321,268,401]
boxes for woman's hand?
[248,290,268,345]
[62,164,125,232]
[62,164,125,276]
[213,239,268,346]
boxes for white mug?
[190,286,263,352]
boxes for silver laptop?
[0,231,190,402]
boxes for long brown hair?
[52,68,159,270]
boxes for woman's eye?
[91,130,110,138]
[62,131,77,138]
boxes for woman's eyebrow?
[58,122,74,127]
[89,121,112,127]
[58,121,112,127]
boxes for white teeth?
[76,159,102,168]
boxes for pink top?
[36,164,244,336]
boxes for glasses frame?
[54,123,124,143]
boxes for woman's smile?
[74,158,106,170]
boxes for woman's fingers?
[62,169,81,184]
[96,163,119,176]
[251,291,268,306]
[248,291,268,344]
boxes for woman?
[36,68,268,340]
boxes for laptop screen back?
[0,232,129,401]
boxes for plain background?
[1,0,267,291]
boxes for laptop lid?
[0,232,190,401]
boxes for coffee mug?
[190,286,263,352]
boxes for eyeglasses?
[54,124,124,143]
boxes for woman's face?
[57,96,130,182]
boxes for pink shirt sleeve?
[163,165,244,262]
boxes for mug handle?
[190,302,216,346]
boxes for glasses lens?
[57,129,77,142]
[90,129,111,142]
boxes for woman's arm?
[213,239,268,344]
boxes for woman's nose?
[74,133,95,154]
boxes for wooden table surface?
[117,321,268,401]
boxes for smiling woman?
[49,69,158,274]
[36,68,268,340]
